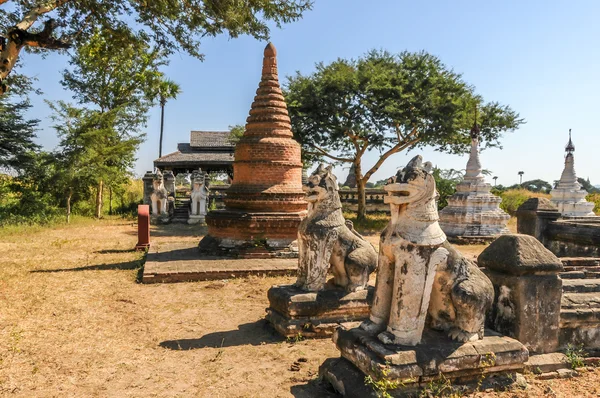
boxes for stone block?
[321,326,528,396]
[480,235,563,353]
[478,234,564,275]
[265,284,373,338]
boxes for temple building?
[439,120,510,241]
[198,43,307,257]
[550,130,595,217]
[153,130,234,176]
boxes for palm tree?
[157,79,181,158]
[518,171,524,185]
[493,176,498,186]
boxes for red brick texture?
[202,43,307,257]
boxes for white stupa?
[550,130,595,217]
[439,120,510,241]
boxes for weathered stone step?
[561,292,600,310]
[562,278,600,293]
[561,257,600,267]
[560,271,587,279]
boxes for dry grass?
[0,218,598,397]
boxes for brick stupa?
[199,43,307,258]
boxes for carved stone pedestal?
[265,284,374,338]
[321,326,529,397]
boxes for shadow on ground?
[159,320,285,350]
[125,223,207,237]
[94,249,136,254]
[290,380,340,398]
[31,259,143,273]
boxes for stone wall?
[516,197,600,257]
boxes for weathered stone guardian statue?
[320,156,528,395]
[188,169,209,224]
[266,165,378,338]
[361,155,494,345]
[295,164,378,292]
[150,169,169,219]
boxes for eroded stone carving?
[150,169,169,218]
[295,164,377,292]
[188,169,209,224]
[360,155,494,345]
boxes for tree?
[56,27,176,218]
[0,74,39,172]
[0,0,311,95]
[158,79,181,158]
[578,177,600,194]
[228,124,245,145]
[286,50,524,219]
[521,179,552,193]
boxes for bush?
[587,193,600,215]
[499,189,551,216]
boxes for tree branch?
[361,137,421,182]
[307,144,353,163]
[16,0,71,31]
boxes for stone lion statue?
[360,155,494,345]
[295,164,377,292]
[150,169,169,217]
[189,170,209,217]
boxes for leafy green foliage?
[565,344,587,369]
[228,124,245,145]
[1,0,312,93]
[432,168,463,209]
[586,193,600,215]
[578,177,600,193]
[285,50,523,219]
[0,74,39,172]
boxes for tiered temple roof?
[153,131,234,173]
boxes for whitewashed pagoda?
[439,119,510,241]
[550,130,595,217]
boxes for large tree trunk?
[66,189,72,224]
[95,180,103,219]
[355,162,367,221]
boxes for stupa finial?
[565,128,575,154]
[262,42,278,77]
[470,106,480,139]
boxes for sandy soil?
[0,219,597,397]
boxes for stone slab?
[265,284,373,338]
[142,242,297,283]
[524,353,569,374]
[321,326,528,396]
[332,326,528,385]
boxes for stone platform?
[265,284,374,338]
[321,326,528,397]
[142,242,296,283]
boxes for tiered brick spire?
[199,43,307,258]
[225,43,305,212]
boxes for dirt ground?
[0,218,598,398]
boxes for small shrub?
[565,344,587,369]
[365,365,399,398]
[586,193,600,215]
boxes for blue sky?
[19,0,600,186]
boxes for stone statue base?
[321,326,528,397]
[265,284,374,338]
[187,214,205,225]
[199,210,304,258]
[150,215,170,225]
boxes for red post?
[135,204,150,251]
